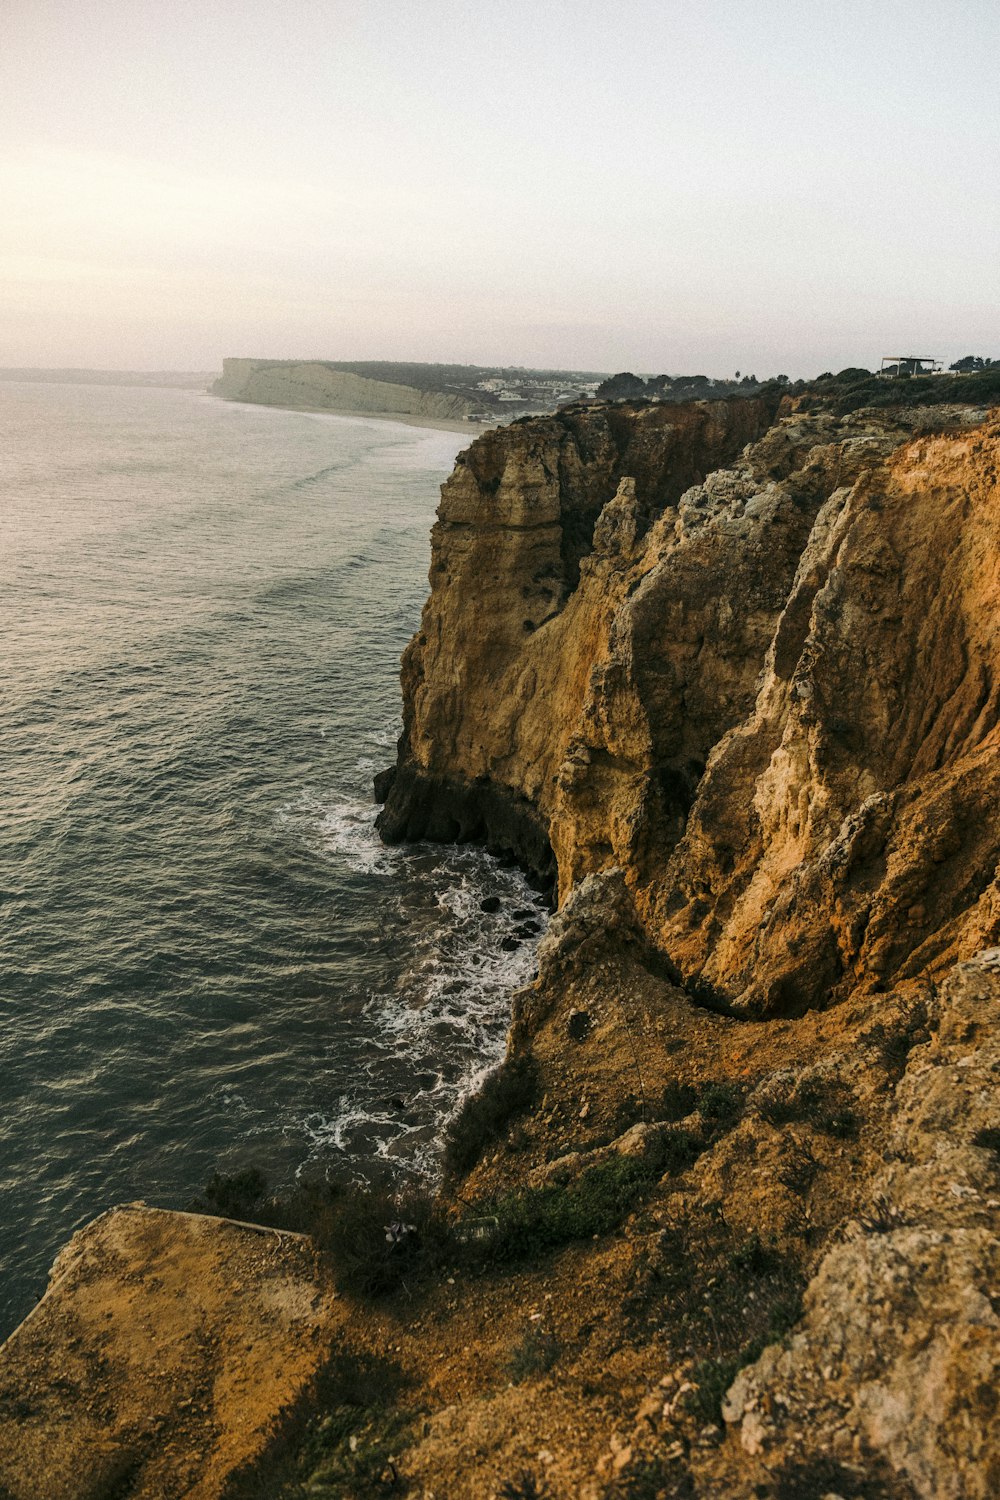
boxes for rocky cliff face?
[379,399,1000,1017]
[376,396,781,878]
[363,396,1000,1497]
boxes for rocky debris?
[0,1205,339,1500]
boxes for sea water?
[0,381,544,1334]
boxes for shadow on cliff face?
[375,763,557,891]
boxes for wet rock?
[372,765,396,803]
[479,895,502,914]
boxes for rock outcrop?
[0,1206,339,1500]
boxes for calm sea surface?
[0,382,543,1334]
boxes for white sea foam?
[317,795,398,876]
[295,840,549,1178]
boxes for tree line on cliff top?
[596,358,1000,415]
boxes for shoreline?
[210,391,499,436]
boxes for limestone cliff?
[213,357,476,421]
[377,396,781,877]
[379,398,1000,1017]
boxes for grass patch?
[443,1053,540,1176]
[483,1155,654,1261]
[475,1130,699,1266]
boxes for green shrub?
[191,1167,271,1221]
[443,1053,539,1176]
[498,1472,551,1500]
[697,1081,746,1135]
[322,1182,451,1298]
[688,1355,742,1424]
[658,1082,698,1122]
[606,1455,696,1498]
[655,1127,704,1175]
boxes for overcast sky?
[2,0,997,376]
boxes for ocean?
[0,381,544,1335]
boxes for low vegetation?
[595,361,1000,418]
[507,1324,561,1383]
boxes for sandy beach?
[211,392,499,436]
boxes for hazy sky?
[2,0,998,375]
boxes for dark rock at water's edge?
[372,765,397,804]
[375,762,556,890]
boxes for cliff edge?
[213,357,477,421]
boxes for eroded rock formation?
[379,399,1000,1018]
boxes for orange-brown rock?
[0,1206,339,1500]
[376,397,780,880]
[379,400,1000,1016]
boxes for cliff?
[2,396,998,1500]
[379,398,1000,1016]
[212,357,477,421]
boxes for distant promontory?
[212,358,606,425]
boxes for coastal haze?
[2,0,998,377]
